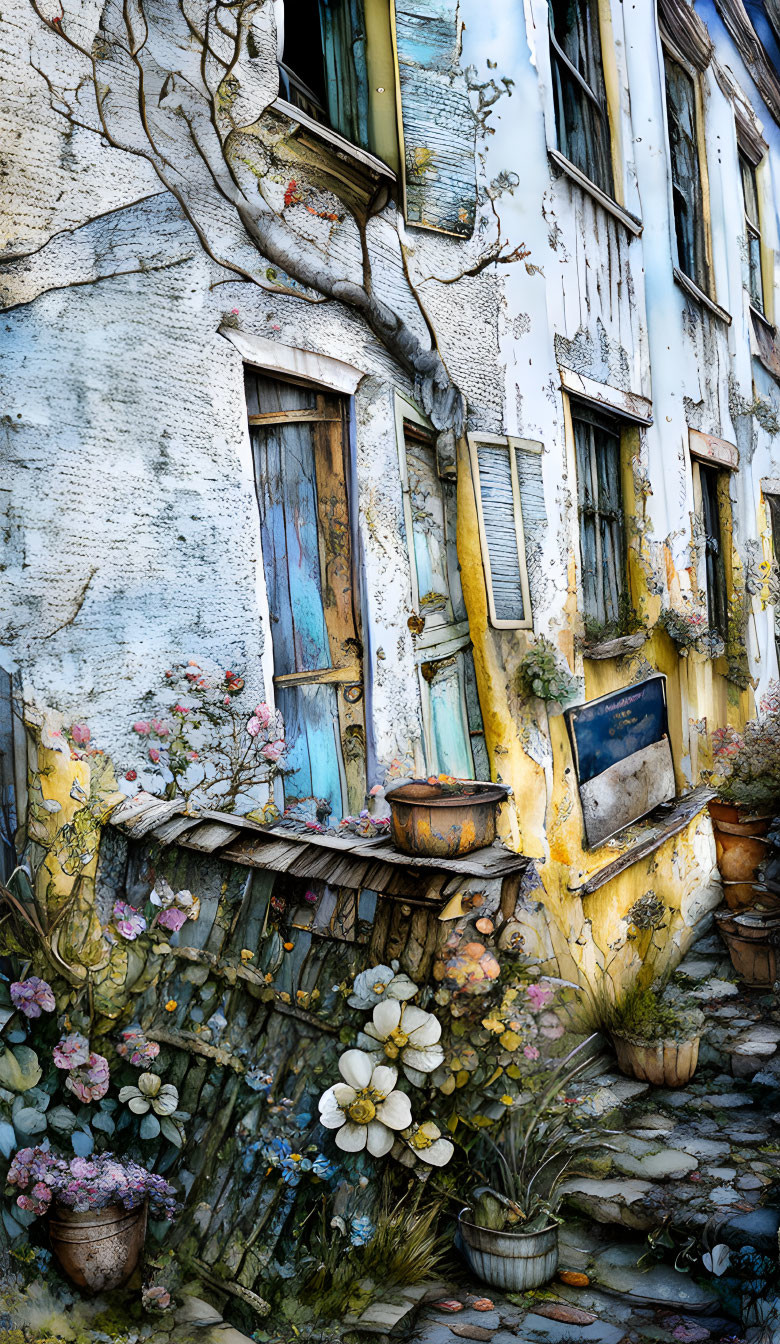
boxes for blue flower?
[350,1216,374,1247]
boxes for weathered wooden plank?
[151,815,205,846]
[183,822,243,853]
[572,786,714,896]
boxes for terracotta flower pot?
[714,908,780,989]
[385,781,509,858]
[722,880,780,913]
[611,1033,700,1087]
[458,1210,559,1291]
[708,802,773,887]
[48,1200,147,1292]
[708,800,773,831]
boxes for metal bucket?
[385,782,509,858]
[48,1200,147,1292]
[458,1210,559,1291]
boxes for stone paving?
[409,931,780,1344]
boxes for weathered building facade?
[3,0,780,1004]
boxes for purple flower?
[53,1032,90,1070]
[10,977,55,1019]
[526,982,553,1011]
[65,1052,110,1103]
[116,1025,160,1068]
[157,907,187,932]
[113,901,147,940]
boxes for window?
[246,370,366,822]
[573,406,627,628]
[468,435,534,630]
[664,52,708,291]
[278,0,370,149]
[739,149,765,315]
[548,0,613,195]
[397,401,489,779]
[699,463,728,636]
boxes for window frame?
[467,432,535,632]
[662,39,713,298]
[738,143,770,321]
[394,393,488,779]
[691,459,729,639]
[547,0,616,200]
[274,0,401,174]
[570,402,629,630]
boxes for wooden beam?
[272,662,362,687]
[570,785,714,896]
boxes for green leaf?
[140,1113,161,1140]
[13,1106,47,1136]
[160,1116,183,1148]
[0,1045,41,1093]
[48,1105,78,1133]
[92,1110,116,1135]
[0,1120,16,1156]
[72,1128,94,1157]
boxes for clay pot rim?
[610,1029,700,1050]
[458,1208,559,1240]
[386,781,509,809]
[709,799,774,823]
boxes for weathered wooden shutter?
[394,0,477,237]
[468,435,536,630]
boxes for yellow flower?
[240,949,254,962]
[164,1000,177,1012]
[279,991,291,1003]
[482,1016,505,1035]
[500,1094,514,1106]
[283,942,294,952]
[499,1030,521,1052]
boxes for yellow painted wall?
[456,432,753,987]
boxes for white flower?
[358,999,444,1085]
[119,1072,179,1116]
[348,964,418,1010]
[318,1049,412,1157]
[400,1121,454,1167]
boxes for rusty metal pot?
[714,908,780,989]
[385,781,509,858]
[48,1200,147,1292]
[611,1033,700,1087]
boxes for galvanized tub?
[458,1210,559,1291]
[49,1200,147,1292]
[385,781,509,858]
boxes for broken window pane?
[664,54,708,290]
[279,0,369,150]
[739,150,764,314]
[573,407,626,628]
[700,464,728,636]
[548,0,613,195]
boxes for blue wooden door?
[246,373,365,823]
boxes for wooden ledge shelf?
[109,792,530,901]
[569,784,715,897]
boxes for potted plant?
[459,1038,606,1291]
[603,983,704,1087]
[6,1147,178,1291]
[707,706,780,892]
[714,908,780,989]
[385,775,509,858]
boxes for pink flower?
[10,977,55,1019]
[113,901,147,940]
[65,1052,110,1103]
[173,704,190,716]
[523,1044,540,1060]
[54,1032,90,1070]
[304,889,319,904]
[143,1284,172,1311]
[253,703,272,728]
[133,720,151,736]
[526,983,553,1011]
[224,696,231,705]
[156,723,170,738]
[158,907,187,932]
[186,750,198,762]
[116,1026,160,1067]
[148,747,161,764]
[262,740,284,762]
[71,722,91,745]
[246,716,262,738]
